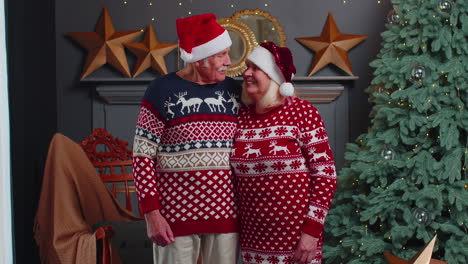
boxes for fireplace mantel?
[82,76,358,105]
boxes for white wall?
[0,0,13,262]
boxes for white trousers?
[153,233,239,264]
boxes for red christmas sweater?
[132,73,240,237]
[230,97,337,264]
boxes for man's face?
[196,48,231,84]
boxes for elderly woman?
[230,42,337,264]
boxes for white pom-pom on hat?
[280,82,295,97]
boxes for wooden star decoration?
[384,235,447,264]
[124,24,178,77]
[295,12,367,76]
[67,8,143,79]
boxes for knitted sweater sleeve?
[297,102,337,238]
[132,99,166,214]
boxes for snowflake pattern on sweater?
[132,72,241,237]
[230,97,337,264]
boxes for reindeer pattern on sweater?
[230,97,337,264]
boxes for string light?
[149,2,153,6]
[230,4,234,8]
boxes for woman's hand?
[293,233,319,264]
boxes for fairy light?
[230,4,234,8]
[178,2,182,6]
[149,2,153,6]
[264,3,269,7]
[151,17,155,21]
[123,1,128,4]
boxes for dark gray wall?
[57,0,392,142]
[7,0,56,263]
[8,0,391,263]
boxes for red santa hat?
[176,13,232,63]
[246,42,296,97]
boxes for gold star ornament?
[67,8,143,79]
[295,12,367,76]
[384,235,447,264]
[124,24,178,77]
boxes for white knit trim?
[180,30,232,63]
[246,46,285,86]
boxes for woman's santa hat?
[246,42,296,97]
[176,13,232,63]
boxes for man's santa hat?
[246,42,296,97]
[176,13,232,63]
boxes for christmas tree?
[322,0,467,263]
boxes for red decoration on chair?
[80,128,133,163]
[80,128,142,217]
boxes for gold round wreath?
[216,18,257,77]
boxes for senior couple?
[132,13,337,264]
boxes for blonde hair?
[241,79,287,111]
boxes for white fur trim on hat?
[180,30,232,63]
[247,46,286,86]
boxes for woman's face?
[242,60,271,103]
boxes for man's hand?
[293,233,319,264]
[145,210,175,246]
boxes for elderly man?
[132,13,240,264]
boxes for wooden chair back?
[80,128,143,217]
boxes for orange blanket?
[33,133,140,264]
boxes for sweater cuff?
[140,195,161,214]
[302,218,324,238]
